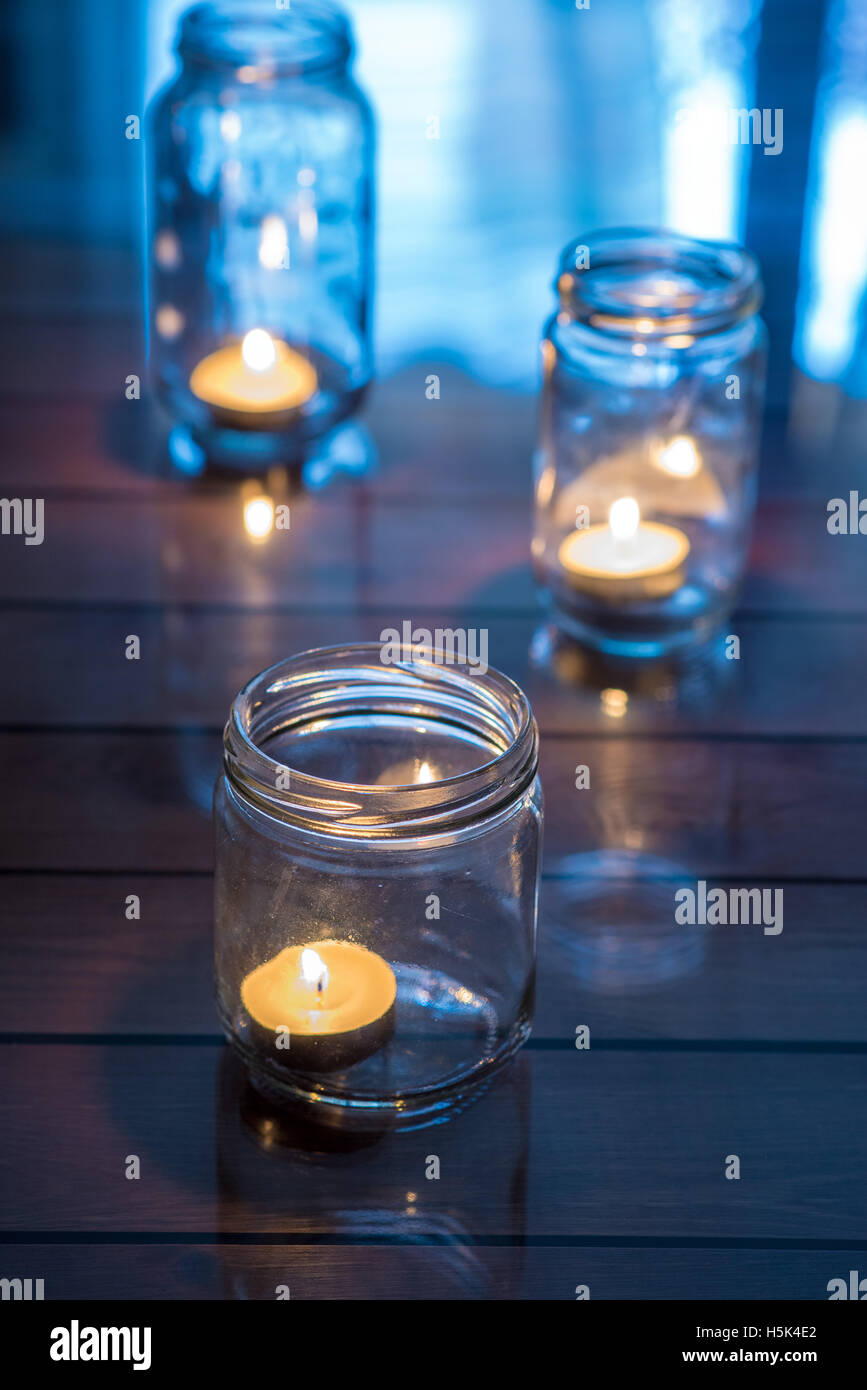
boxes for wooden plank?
[0,319,144,400]
[0,876,865,1043]
[0,1241,859,1300]
[538,878,867,1042]
[0,244,138,318]
[0,875,214,1037]
[0,491,860,613]
[0,491,533,609]
[2,607,866,738]
[0,1046,864,1239]
[0,367,537,501]
[0,401,171,495]
[0,730,863,878]
[0,345,863,508]
[540,736,867,879]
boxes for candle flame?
[609,496,640,540]
[417,761,434,783]
[656,435,701,478]
[241,328,277,373]
[300,948,330,994]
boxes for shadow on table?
[214,1048,531,1300]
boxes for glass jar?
[214,645,542,1124]
[533,229,767,655]
[147,1,374,470]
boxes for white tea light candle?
[241,939,397,1074]
[558,496,690,602]
[190,328,318,426]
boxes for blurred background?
[1,0,866,430]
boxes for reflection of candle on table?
[190,328,317,428]
[558,496,690,602]
[242,493,274,541]
[241,940,396,1073]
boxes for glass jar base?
[167,386,368,472]
[542,581,727,657]
[237,1031,530,1132]
[219,980,532,1132]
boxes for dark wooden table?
[1,235,866,1300]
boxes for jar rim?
[556,227,762,340]
[177,0,352,76]
[223,644,540,838]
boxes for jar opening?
[556,228,762,340]
[224,645,539,838]
[178,0,352,75]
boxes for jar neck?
[177,1,352,79]
[555,228,762,344]
[223,645,539,840]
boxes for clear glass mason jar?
[533,229,767,656]
[147,1,374,470]
[214,645,542,1124]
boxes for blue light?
[794,0,867,385]
[650,0,764,242]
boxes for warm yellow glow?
[190,337,318,414]
[656,435,701,478]
[155,304,184,339]
[535,464,555,509]
[417,761,434,783]
[154,231,181,270]
[649,276,681,298]
[242,942,396,1060]
[258,215,289,270]
[300,947,330,993]
[241,328,277,372]
[238,64,271,84]
[609,496,641,540]
[601,687,629,719]
[243,495,274,540]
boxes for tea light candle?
[558,496,690,602]
[190,328,317,428]
[241,940,396,1073]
